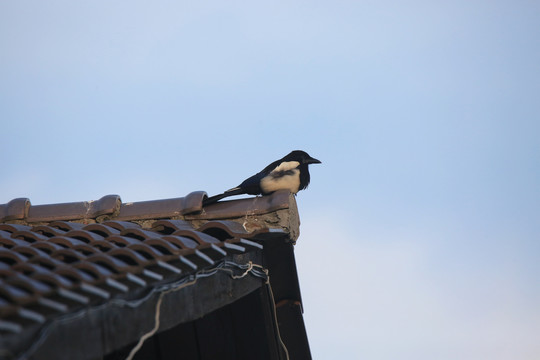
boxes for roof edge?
[0,191,298,230]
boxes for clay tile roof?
[0,190,307,359]
[0,217,267,334]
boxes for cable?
[125,277,197,360]
[15,260,269,360]
[125,260,271,360]
[265,275,290,360]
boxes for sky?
[1,1,539,359]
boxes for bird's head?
[285,150,322,165]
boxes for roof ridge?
[0,190,295,225]
[0,192,206,224]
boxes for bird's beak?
[305,157,321,164]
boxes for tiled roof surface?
[0,191,305,359]
[0,218,269,325]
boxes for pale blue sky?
[1,1,539,359]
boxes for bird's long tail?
[203,187,246,205]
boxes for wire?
[125,260,273,360]
[125,277,197,360]
[265,276,290,360]
[14,260,270,360]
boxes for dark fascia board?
[276,300,312,360]
[262,239,312,360]
[3,252,266,360]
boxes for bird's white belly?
[260,168,301,194]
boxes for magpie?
[204,150,321,205]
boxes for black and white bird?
[204,150,321,205]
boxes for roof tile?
[0,198,30,222]
[82,223,121,236]
[26,195,121,223]
[12,230,51,243]
[150,219,196,233]
[116,192,206,221]
[0,224,31,233]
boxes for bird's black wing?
[236,171,266,195]
[259,158,286,174]
[203,167,270,205]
